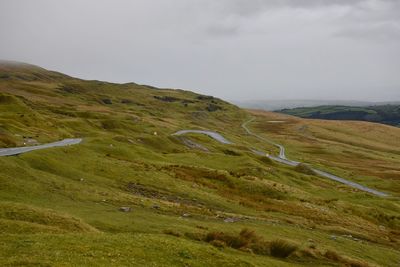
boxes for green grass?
[1,233,300,267]
[0,62,399,266]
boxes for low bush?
[205,228,262,249]
[189,228,295,257]
[163,229,181,237]
[209,240,226,248]
[269,239,298,258]
[184,232,204,241]
[324,249,340,261]
[101,119,122,130]
[0,134,16,147]
[222,149,241,156]
[294,163,316,175]
[249,239,270,255]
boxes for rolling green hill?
[1,61,399,266]
[278,105,400,127]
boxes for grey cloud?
[336,21,400,41]
[0,0,399,102]
[217,0,367,17]
[205,23,240,37]
[207,0,400,42]
[333,0,400,41]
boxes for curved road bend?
[0,138,82,157]
[241,118,388,197]
[242,119,287,158]
[172,130,232,144]
[242,118,298,164]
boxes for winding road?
[242,118,300,166]
[0,138,82,157]
[2,122,388,196]
[241,118,388,197]
[174,119,389,197]
[172,130,232,144]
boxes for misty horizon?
[1,0,399,102]
[1,58,399,104]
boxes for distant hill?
[278,105,400,127]
[234,99,400,111]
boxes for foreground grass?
[1,233,299,267]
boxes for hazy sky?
[0,0,399,101]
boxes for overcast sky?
[0,0,399,101]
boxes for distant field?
[278,105,400,127]
[0,62,399,266]
[249,109,400,193]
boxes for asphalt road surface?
[0,138,82,157]
[172,130,232,144]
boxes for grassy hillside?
[278,105,400,127]
[1,61,399,266]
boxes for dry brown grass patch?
[324,249,370,267]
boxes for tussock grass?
[203,228,270,255]
[269,239,298,258]
[0,202,98,233]
[0,94,17,104]
[294,163,316,175]
[205,228,263,250]
[189,228,297,258]
[163,229,181,237]
[324,249,370,267]
[0,133,17,147]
